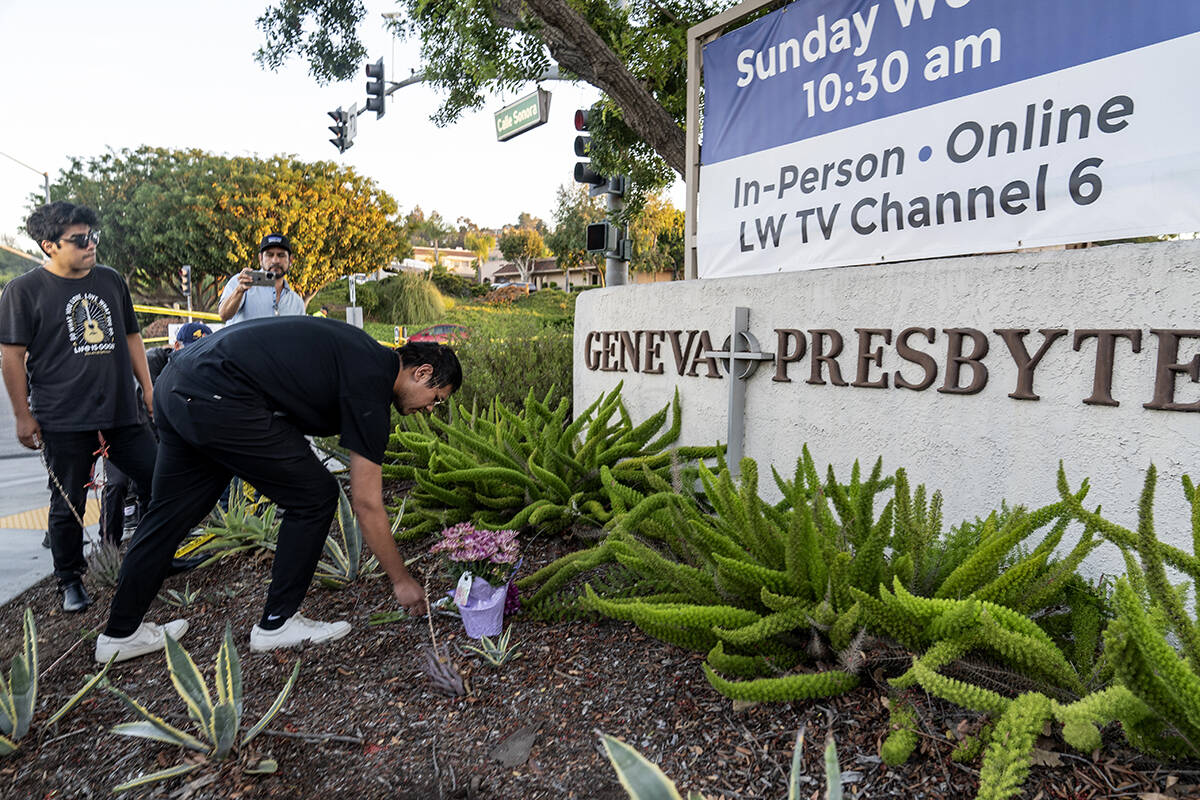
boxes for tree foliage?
[0,240,40,288]
[544,184,604,275]
[255,0,735,206]
[404,206,455,247]
[498,227,549,282]
[629,193,684,277]
[44,146,408,305]
[464,230,496,281]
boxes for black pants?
[100,460,146,546]
[41,424,157,584]
[106,373,338,637]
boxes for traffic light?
[179,264,191,296]
[585,222,613,254]
[365,58,386,119]
[573,109,606,187]
[328,106,356,153]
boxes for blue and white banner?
[697,0,1200,278]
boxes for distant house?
[492,257,676,288]
[411,246,478,279]
[491,257,602,290]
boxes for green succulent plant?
[107,623,299,792]
[600,726,841,799]
[384,384,720,538]
[462,625,522,667]
[315,485,384,588]
[0,609,113,756]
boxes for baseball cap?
[258,233,292,254]
[176,322,213,346]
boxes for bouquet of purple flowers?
[430,523,520,586]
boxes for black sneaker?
[62,581,93,613]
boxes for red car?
[406,323,469,344]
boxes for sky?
[0,0,650,252]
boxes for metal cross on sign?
[701,306,774,475]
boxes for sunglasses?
[58,229,100,249]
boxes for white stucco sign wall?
[574,241,1199,577]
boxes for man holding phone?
[218,233,306,324]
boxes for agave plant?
[193,486,281,566]
[600,726,841,799]
[315,486,386,589]
[88,539,124,588]
[462,625,523,668]
[157,581,202,609]
[1,609,114,756]
[107,624,299,792]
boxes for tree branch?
[517,0,687,175]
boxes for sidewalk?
[0,453,108,609]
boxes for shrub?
[429,262,478,298]
[375,272,445,326]
[451,313,572,411]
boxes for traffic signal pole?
[325,63,569,154]
[574,109,629,286]
[605,188,627,287]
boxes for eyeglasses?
[58,229,100,249]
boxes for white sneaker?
[249,614,351,652]
[95,619,190,663]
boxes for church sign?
[697,0,1200,277]
[573,242,1200,578]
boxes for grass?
[308,280,581,336]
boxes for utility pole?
[0,151,51,204]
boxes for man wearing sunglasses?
[95,317,461,662]
[0,202,157,612]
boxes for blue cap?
[176,322,213,346]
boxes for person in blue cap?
[217,233,306,324]
[100,321,214,545]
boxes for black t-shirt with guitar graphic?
[0,265,141,431]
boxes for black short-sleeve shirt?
[0,265,141,431]
[166,317,401,464]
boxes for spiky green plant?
[315,485,384,588]
[880,697,920,766]
[1082,466,1200,759]
[462,625,522,667]
[88,539,124,588]
[384,384,720,538]
[158,580,202,609]
[0,609,114,756]
[192,484,280,566]
[523,448,1099,706]
[600,726,840,799]
[107,624,299,791]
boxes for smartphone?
[246,270,277,287]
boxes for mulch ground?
[2,533,1199,800]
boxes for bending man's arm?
[0,343,40,448]
[349,452,428,615]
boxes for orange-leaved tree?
[46,146,409,307]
